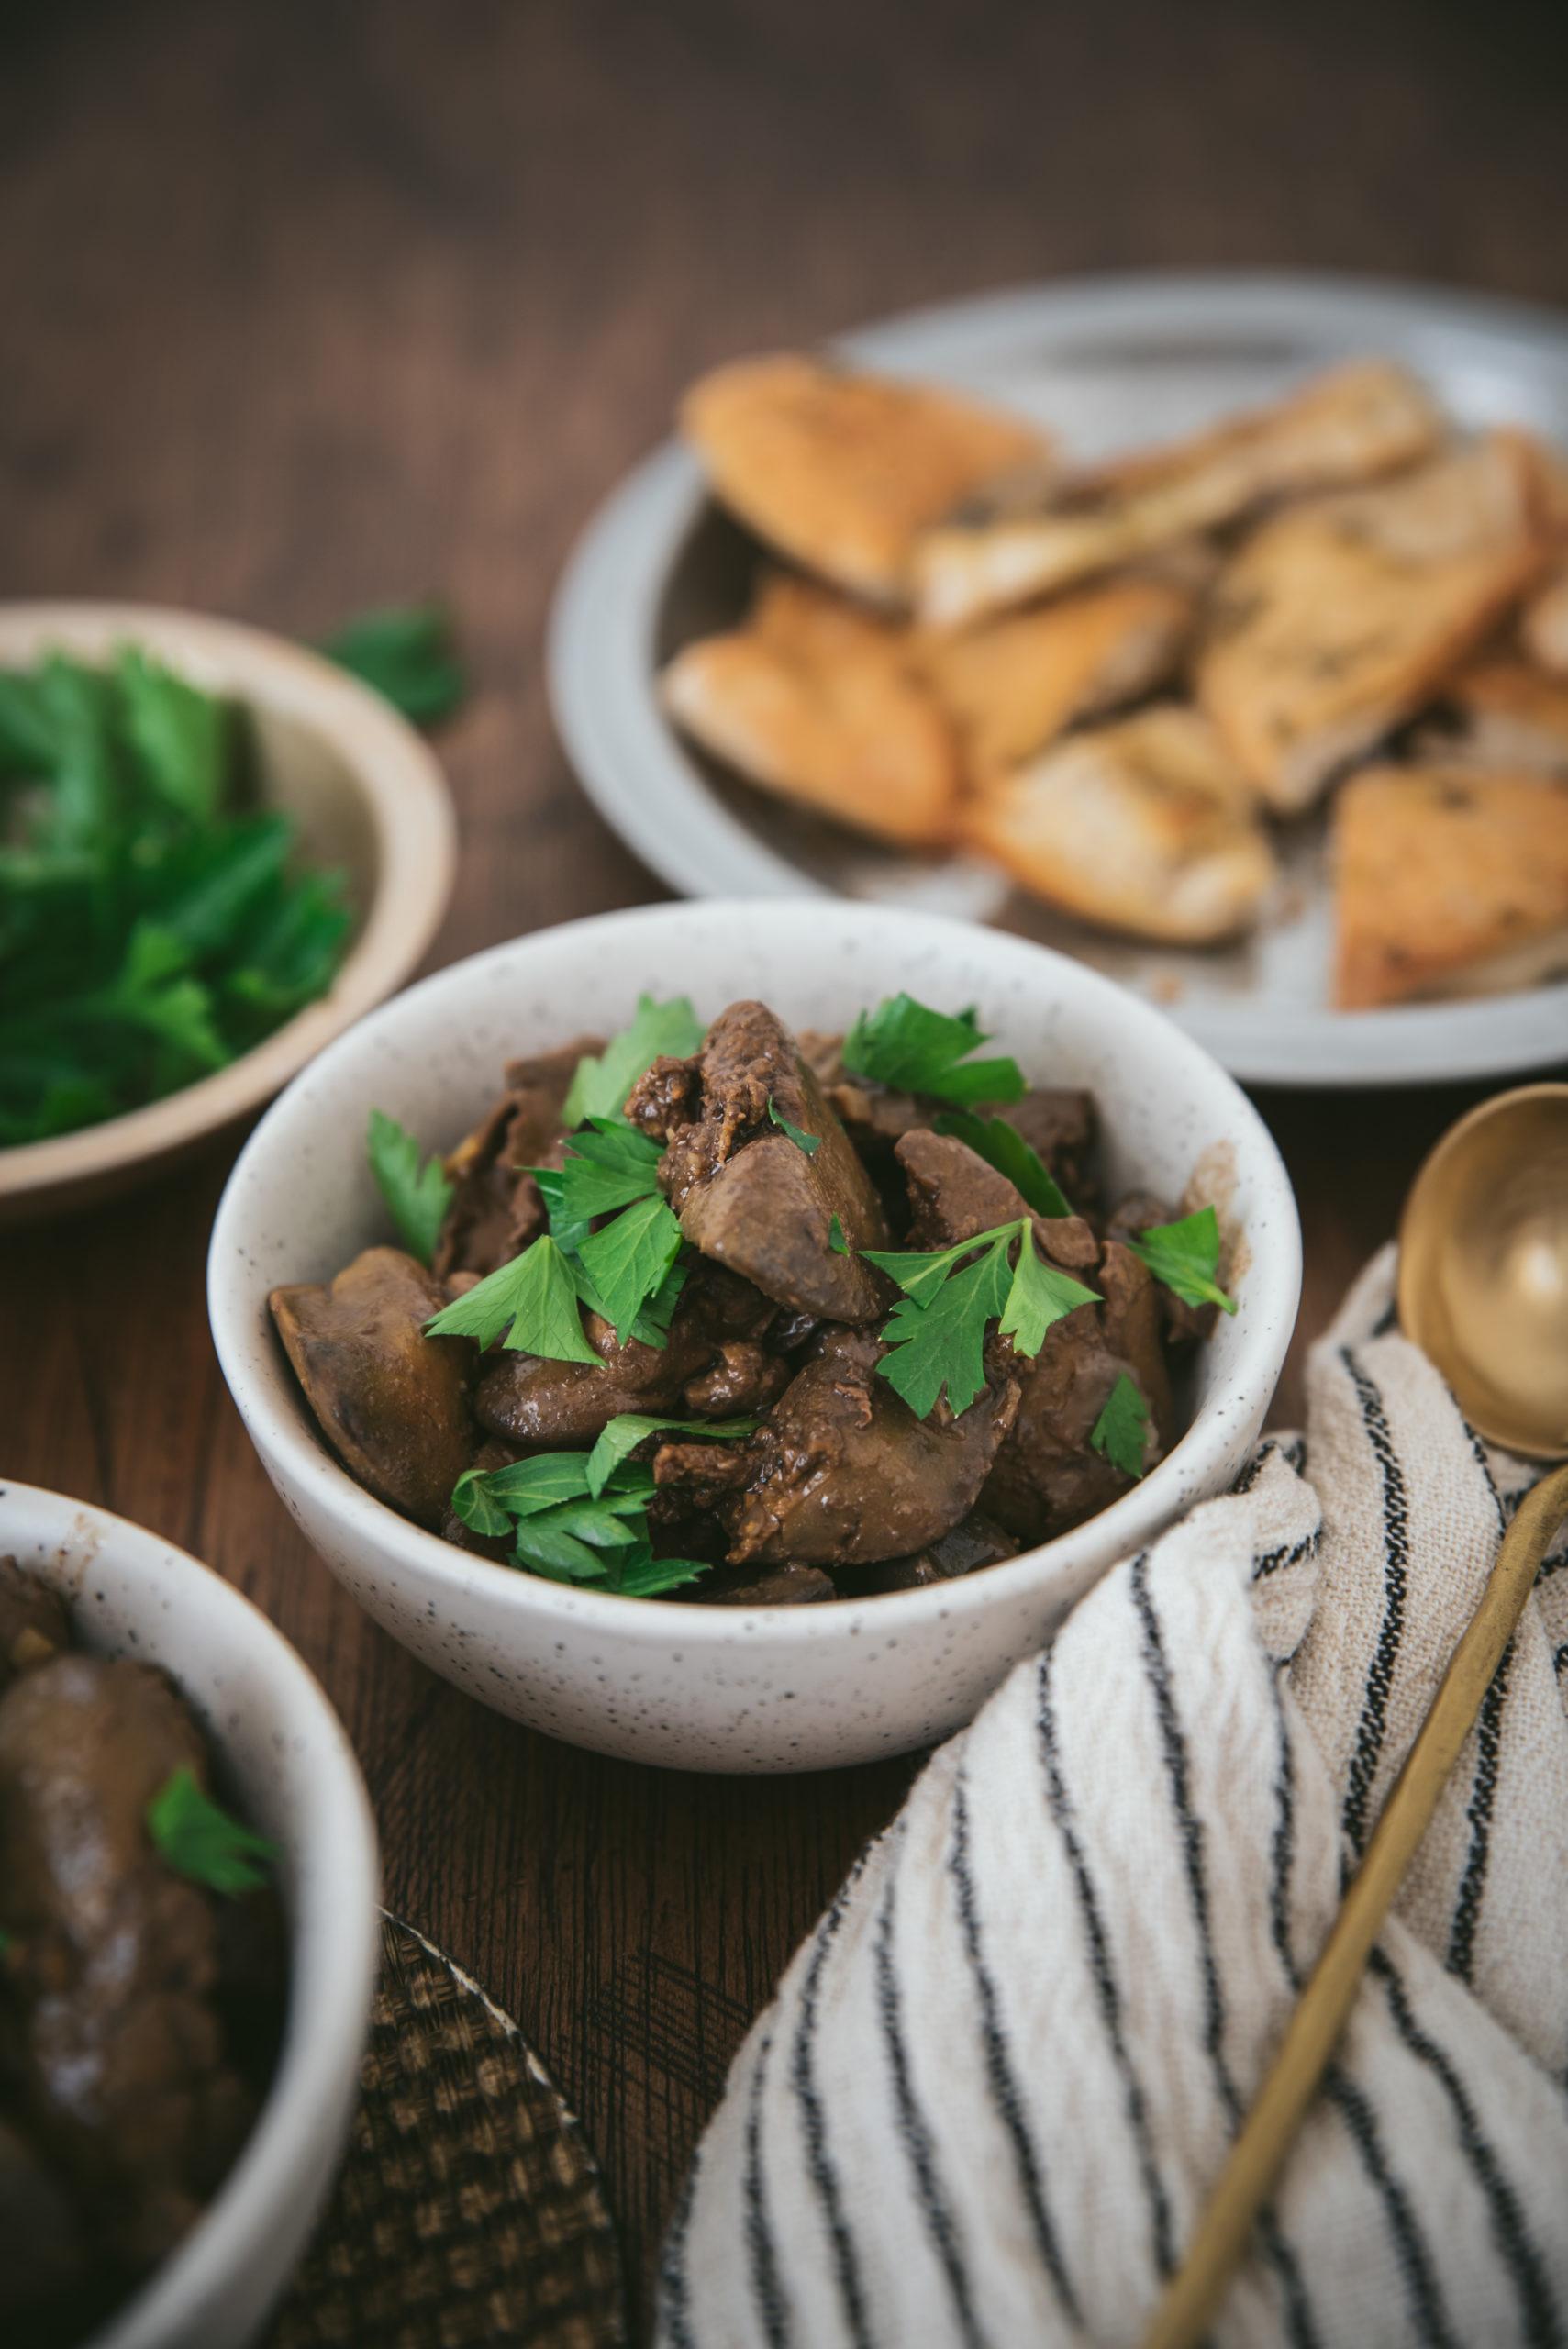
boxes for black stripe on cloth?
[1340,1347,1411,1857]
[1267,1671,1301,1992]
[1369,1948,1564,2348]
[1554,1642,1568,1675]
[659,2140,703,2349]
[790,1871,874,2349]
[744,2032,792,2349]
[1321,2063,1462,2349]
[948,1764,1081,2327]
[1462,1418,1510,1541]
[1372,1292,1399,1338]
[1036,1644,1176,2279]
[1130,1557,1320,2349]
[873,1863,992,2349]
[1446,1636,1516,1985]
[1253,1531,1318,1584]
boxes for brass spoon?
[1142,1083,1568,2349]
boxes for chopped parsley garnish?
[146,1765,277,1895]
[828,1213,850,1253]
[861,1219,1100,1417]
[367,1109,453,1265]
[0,647,355,1146]
[931,1108,1072,1218]
[1090,1373,1153,1480]
[451,1412,756,1596]
[425,1116,684,1356]
[1125,1206,1237,1315]
[840,993,1025,1108]
[320,604,466,726]
[562,993,706,1127]
[768,1095,820,1155]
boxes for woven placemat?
[265,1914,625,2349]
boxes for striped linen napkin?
[657,1248,1568,2349]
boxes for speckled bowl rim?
[209,901,1301,1656]
[0,602,456,1208]
[0,1480,381,2349]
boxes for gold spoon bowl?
[1397,1082,1568,1461]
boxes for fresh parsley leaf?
[584,1410,757,1497]
[867,1219,1101,1419]
[514,1519,611,1581]
[367,1109,453,1265]
[424,1235,602,1363]
[146,1766,277,1895]
[562,995,706,1127]
[0,669,57,774]
[456,1453,593,1524]
[1090,1374,1152,1480]
[768,1096,820,1155]
[828,1214,850,1253]
[840,993,1025,1108]
[610,1548,714,1598]
[1125,1206,1237,1315]
[576,1192,684,1343]
[117,646,229,825]
[320,604,465,727]
[548,1119,664,1223]
[932,1109,1072,1218]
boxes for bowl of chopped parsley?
[0,602,457,1221]
[208,899,1301,1773]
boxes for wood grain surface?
[3,3,1566,2335]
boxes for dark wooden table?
[4,2,1566,2334]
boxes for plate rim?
[548,267,1568,1089]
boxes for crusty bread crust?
[1523,559,1568,676]
[1424,659,1568,776]
[1196,436,1550,812]
[917,574,1192,774]
[914,359,1442,629]
[960,705,1275,944]
[1331,761,1568,1008]
[680,355,1047,607]
[660,572,960,847]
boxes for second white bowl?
[209,901,1300,1773]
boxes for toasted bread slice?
[962,706,1276,944]
[1333,762,1568,1008]
[1523,559,1568,675]
[1423,660,1568,776]
[660,573,960,847]
[1196,436,1549,812]
[914,359,1443,629]
[680,355,1048,606]
[917,575,1192,773]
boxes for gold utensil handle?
[1142,1460,1568,2349]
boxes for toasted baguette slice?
[1196,437,1548,812]
[1523,559,1568,675]
[917,575,1192,773]
[660,573,959,847]
[1423,660,1568,776]
[962,706,1276,944]
[1332,762,1568,1008]
[914,359,1443,629]
[680,355,1047,606]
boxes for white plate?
[548,271,1568,1088]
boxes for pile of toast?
[660,351,1568,1010]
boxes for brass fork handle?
[1141,1462,1568,2349]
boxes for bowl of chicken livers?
[208,900,1299,1771]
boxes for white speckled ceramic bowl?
[208,901,1300,1773]
[0,1482,381,2349]
[0,602,456,1225]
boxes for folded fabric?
[657,1248,1568,2349]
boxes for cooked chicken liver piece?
[833,1508,1020,1595]
[980,1241,1173,1546]
[797,1030,1099,1209]
[270,1247,478,1529]
[685,1561,837,1606]
[473,1261,783,1451]
[626,1001,892,1320]
[0,1555,72,1691]
[658,1325,1020,1568]
[896,1129,1099,1268]
[0,2111,98,2332]
[0,1656,256,2275]
[432,1038,600,1281]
